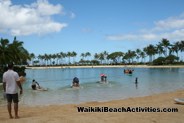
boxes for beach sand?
[0,90,183,123]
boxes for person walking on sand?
[3,63,23,119]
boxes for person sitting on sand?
[32,79,41,90]
[72,77,80,87]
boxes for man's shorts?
[6,93,19,103]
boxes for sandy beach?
[0,90,183,123]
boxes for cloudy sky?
[1,0,184,58]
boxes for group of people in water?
[71,74,108,88]
[31,68,136,89]
[31,77,81,89]
[124,69,134,74]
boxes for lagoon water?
[1,67,184,106]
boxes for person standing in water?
[100,74,107,82]
[135,77,138,89]
[72,77,80,87]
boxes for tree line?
[29,38,184,66]
[0,37,184,67]
[1,37,183,81]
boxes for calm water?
[1,67,184,106]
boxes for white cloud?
[106,34,137,41]
[153,16,184,31]
[106,12,184,42]
[32,0,62,16]
[0,0,67,36]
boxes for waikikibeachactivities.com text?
[77,107,178,113]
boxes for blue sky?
[1,0,184,59]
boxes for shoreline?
[0,90,184,123]
[26,65,184,69]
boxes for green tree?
[0,37,30,66]
[123,50,136,64]
[30,53,35,65]
[67,52,72,64]
[60,52,66,65]
[71,51,77,64]
[140,51,146,63]
[107,52,124,64]
[81,53,85,60]
[94,53,99,60]
[0,38,10,66]
[85,52,91,60]
[103,51,108,64]
[156,44,164,57]
[99,53,105,64]
[179,41,184,61]
[144,44,157,63]
[135,49,141,63]
[159,38,170,57]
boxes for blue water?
[1,67,184,106]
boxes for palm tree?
[48,54,52,65]
[81,53,85,60]
[0,38,10,66]
[135,49,141,63]
[52,54,57,65]
[67,52,72,64]
[144,44,157,63]
[124,50,136,64]
[107,53,117,63]
[94,53,99,60]
[71,51,77,64]
[179,41,184,61]
[159,38,170,57]
[99,53,105,64]
[140,51,146,63]
[56,53,60,65]
[103,51,108,64]
[38,54,44,66]
[156,44,164,57]
[85,52,91,61]
[8,37,30,65]
[170,42,180,57]
[43,54,49,66]
[29,53,35,65]
[60,52,66,65]
[0,37,30,66]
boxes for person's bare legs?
[7,102,13,119]
[14,103,19,119]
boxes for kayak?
[174,98,184,104]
